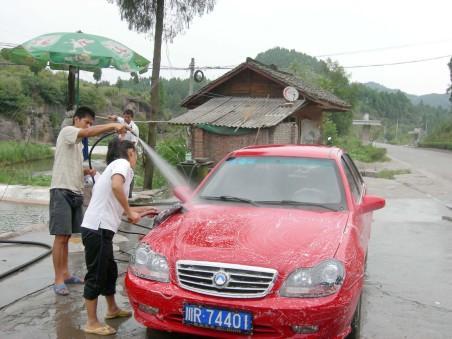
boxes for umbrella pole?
[67,65,76,111]
[76,67,80,108]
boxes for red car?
[126,145,385,338]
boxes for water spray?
[86,124,193,205]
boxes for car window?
[197,156,346,210]
[343,154,364,186]
[341,157,361,203]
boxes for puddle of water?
[0,201,48,233]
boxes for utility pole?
[186,57,195,162]
[395,119,399,141]
[188,57,195,96]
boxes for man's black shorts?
[49,188,83,235]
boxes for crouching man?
[81,140,157,335]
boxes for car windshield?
[197,156,346,211]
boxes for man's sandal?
[83,324,116,335]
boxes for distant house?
[169,57,350,163]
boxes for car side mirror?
[360,195,385,214]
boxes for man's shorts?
[49,188,84,235]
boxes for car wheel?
[347,293,362,339]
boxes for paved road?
[376,143,452,205]
[362,144,452,338]
[380,143,452,183]
[1,144,452,338]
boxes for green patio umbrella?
[1,31,150,108]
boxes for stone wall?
[0,111,55,143]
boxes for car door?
[341,154,371,254]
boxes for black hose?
[88,131,116,183]
[0,240,52,281]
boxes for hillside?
[364,82,451,109]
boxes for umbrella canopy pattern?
[1,32,150,73]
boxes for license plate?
[183,304,253,334]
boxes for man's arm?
[111,174,140,223]
[77,123,127,138]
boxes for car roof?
[230,144,343,160]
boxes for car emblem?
[213,272,228,287]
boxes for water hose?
[88,131,116,183]
[87,128,138,183]
[0,240,52,281]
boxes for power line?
[315,38,452,58]
[343,54,452,69]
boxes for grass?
[0,141,53,186]
[418,142,452,150]
[0,169,51,186]
[376,169,411,179]
[0,136,187,189]
[0,141,53,166]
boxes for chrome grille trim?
[176,260,278,298]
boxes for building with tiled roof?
[170,57,350,163]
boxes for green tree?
[108,0,217,188]
[0,74,30,123]
[448,57,452,102]
[93,68,102,87]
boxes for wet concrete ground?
[1,144,452,338]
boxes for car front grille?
[176,260,277,298]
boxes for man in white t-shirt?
[49,106,127,296]
[108,109,140,197]
[80,140,157,335]
[108,109,139,144]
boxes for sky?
[0,0,451,95]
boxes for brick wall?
[191,127,271,163]
[270,122,297,144]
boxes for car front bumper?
[125,272,359,339]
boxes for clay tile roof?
[181,57,350,111]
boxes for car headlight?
[129,243,169,282]
[279,259,345,298]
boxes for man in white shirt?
[108,109,140,197]
[108,109,139,144]
[81,140,157,335]
[49,106,127,296]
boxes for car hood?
[146,203,349,273]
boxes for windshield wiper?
[200,195,259,206]
[256,200,338,211]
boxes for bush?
[335,137,387,163]
[135,136,188,189]
[0,74,30,123]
